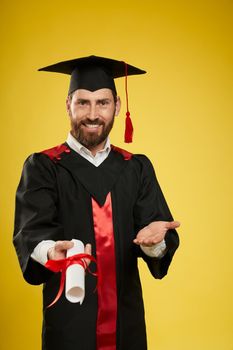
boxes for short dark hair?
[68,90,117,103]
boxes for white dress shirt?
[31,133,166,265]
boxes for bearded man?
[13,55,180,350]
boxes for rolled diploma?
[65,239,85,304]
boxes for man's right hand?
[48,241,92,265]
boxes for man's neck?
[70,132,109,156]
[87,141,107,156]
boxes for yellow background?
[0,0,232,349]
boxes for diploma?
[65,239,85,304]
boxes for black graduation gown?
[13,144,179,350]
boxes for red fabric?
[111,144,133,160]
[41,144,70,161]
[92,193,117,350]
[124,111,134,143]
[45,253,97,307]
[124,63,133,143]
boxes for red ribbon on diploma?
[45,253,97,308]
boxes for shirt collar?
[66,132,111,158]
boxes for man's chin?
[76,134,106,149]
[71,119,114,149]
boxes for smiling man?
[13,55,180,350]
[67,88,120,154]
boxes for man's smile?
[81,122,103,132]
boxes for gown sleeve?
[133,155,180,279]
[13,153,64,285]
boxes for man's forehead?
[72,88,115,99]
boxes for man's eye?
[100,100,109,106]
[78,100,87,106]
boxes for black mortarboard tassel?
[38,55,146,142]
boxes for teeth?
[85,124,100,128]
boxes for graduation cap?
[39,55,146,143]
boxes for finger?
[137,237,164,246]
[134,240,157,247]
[140,242,157,247]
[55,240,74,252]
[133,238,142,245]
[139,237,155,246]
[84,243,92,266]
[134,237,158,246]
[165,221,180,230]
[48,246,67,260]
[133,238,141,245]
[135,230,165,243]
[84,243,92,255]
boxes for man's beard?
[70,114,115,150]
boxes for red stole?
[92,193,117,350]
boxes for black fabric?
[13,145,179,350]
[38,55,146,95]
[69,66,117,94]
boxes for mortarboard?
[38,55,146,143]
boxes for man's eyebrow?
[76,98,111,102]
[77,98,90,103]
[96,98,111,103]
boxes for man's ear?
[115,96,121,116]
[66,96,71,117]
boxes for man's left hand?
[133,220,180,247]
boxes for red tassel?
[124,62,133,143]
[124,111,133,143]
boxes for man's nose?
[88,104,98,120]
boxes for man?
[13,55,180,350]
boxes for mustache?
[81,118,104,126]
